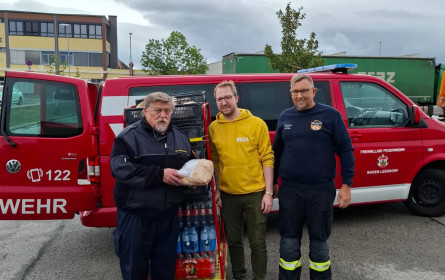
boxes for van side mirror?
[411,105,421,125]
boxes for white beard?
[155,122,168,134]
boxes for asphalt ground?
[0,201,444,280]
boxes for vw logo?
[6,159,21,174]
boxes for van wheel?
[405,169,445,217]
[17,97,23,105]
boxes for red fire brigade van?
[1,65,444,228]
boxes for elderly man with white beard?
[111,92,194,280]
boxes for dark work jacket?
[110,118,192,214]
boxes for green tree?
[46,55,68,75]
[141,31,208,75]
[75,67,81,78]
[264,3,324,73]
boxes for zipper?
[164,140,168,208]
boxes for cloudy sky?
[1,0,443,69]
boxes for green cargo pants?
[220,191,268,280]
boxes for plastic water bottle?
[189,226,199,253]
[208,225,216,252]
[199,226,210,252]
[181,227,190,253]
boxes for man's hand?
[163,168,184,186]
[336,184,351,208]
[214,188,222,208]
[261,193,273,214]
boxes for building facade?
[0,10,126,82]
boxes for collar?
[141,118,170,142]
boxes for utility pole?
[60,24,71,76]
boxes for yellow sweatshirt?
[209,109,274,194]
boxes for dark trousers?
[278,181,336,280]
[114,207,179,280]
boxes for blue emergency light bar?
[297,63,357,74]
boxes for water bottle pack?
[176,193,218,279]
[178,200,216,255]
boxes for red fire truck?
[1,64,444,228]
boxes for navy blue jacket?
[111,118,192,213]
[273,103,355,186]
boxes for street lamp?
[129,33,134,76]
[60,24,71,76]
[129,32,133,63]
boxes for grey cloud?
[114,0,284,63]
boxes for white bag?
[178,159,214,186]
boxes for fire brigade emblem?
[377,154,389,168]
[6,159,21,174]
[27,168,44,182]
[311,120,322,131]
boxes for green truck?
[222,53,445,109]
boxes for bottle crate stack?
[171,92,226,280]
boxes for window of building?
[95,25,102,38]
[59,51,73,66]
[73,24,88,38]
[74,52,89,66]
[89,53,102,67]
[81,24,88,38]
[13,50,103,67]
[40,22,54,37]
[24,21,40,36]
[41,51,55,65]
[10,50,25,64]
[88,24,102,39]
[25,50,41,65]
[9,21,24,35]
[59,23,72,37]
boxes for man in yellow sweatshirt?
[209,80,274,280]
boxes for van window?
[239,81,331,131]
[129,81,332,132]
[340,82,409,128]
[129,83,221,118]
[239,82,291,131]
[4,79,82,137]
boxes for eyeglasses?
[216,95,235,103]
[150,108,172,115]
[290,88,314,96]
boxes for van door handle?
[349,132,362,142]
